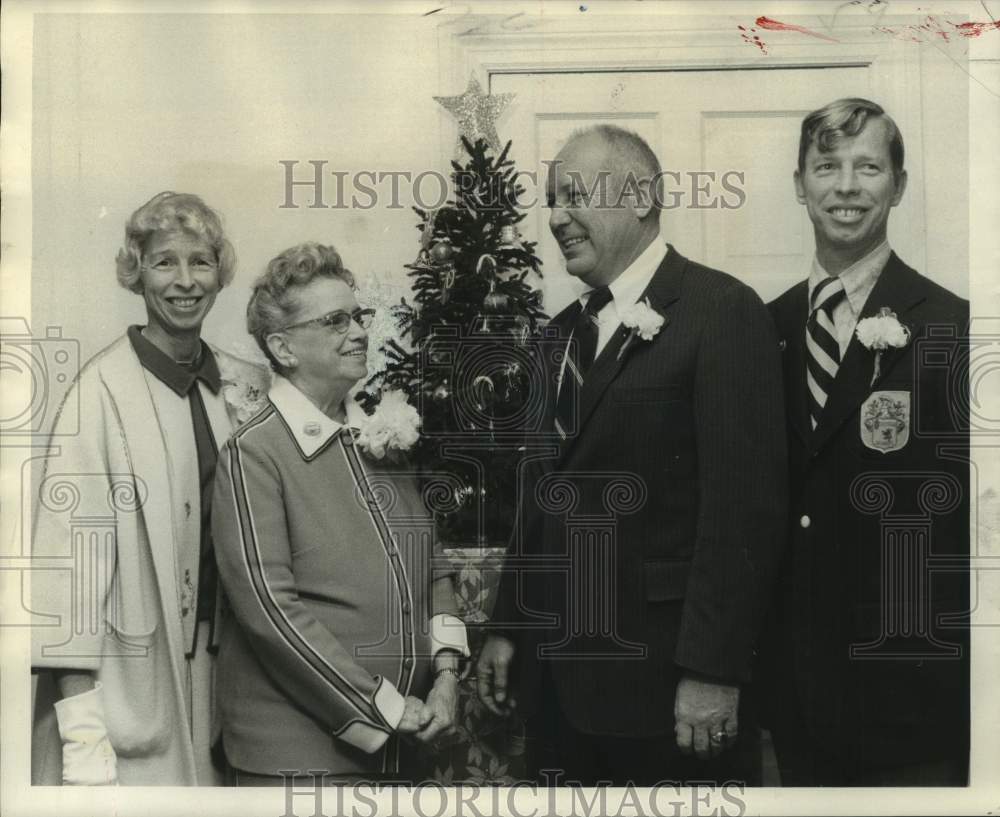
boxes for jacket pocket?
[643,559,692,602]
[102,620,172,757]
[105,617,157,652]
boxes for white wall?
[32,12,450,365]
[917,35,970,298]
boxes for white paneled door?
[491,66,908,314]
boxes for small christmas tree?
[361,136,547,546]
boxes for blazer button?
[799,514,811,529]
[403,657,414,669]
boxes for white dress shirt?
[806,240,892,356]
[557,236,667,396]
[582,234,668,357]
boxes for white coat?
[31,334,268,785]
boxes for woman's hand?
[413,671,460,749]
[53,681,118,785]
[396,695,433,735]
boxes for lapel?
[545,302,581,436]
[777,282,811,447]
[199,377,236,450]
[98,340,186,685]
[811,252,928,453]
[559,244,684,461]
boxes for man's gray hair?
[566,124,664,211]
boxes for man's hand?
[414,672,460,748]
[476,635,516,716]
[396,695,433,735]
[674,674,740,760]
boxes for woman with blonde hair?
[31,191,267,785]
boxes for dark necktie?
[805,276,847,430]
[555,286,614,438]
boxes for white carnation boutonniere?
[355,390,421,460]
[617,298,666,360]
[855,307,911,386]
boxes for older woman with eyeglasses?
[31,192,268,786]
[211,242,469,785]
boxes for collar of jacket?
[127,324,221,396]
[807,251,929,452]
[267,374,367,459]
[552,244,685,462]
[775,252,932,452]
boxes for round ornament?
[430,240,454,263]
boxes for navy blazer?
[761,252,970,772]
[492,245,788,737]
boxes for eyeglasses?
[279,307,376,334]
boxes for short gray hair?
[566,124,664,210]
[246,242,355,372]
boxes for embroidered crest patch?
[861,390,910,453]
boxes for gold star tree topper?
[434,75,515,153]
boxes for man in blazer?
[477,125,788,785]
[761,98,970,785]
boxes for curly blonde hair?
[115,191,236,293]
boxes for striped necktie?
[555,286,613,438]
[806,276,847,430]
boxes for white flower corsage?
[222,378,268,426]
[855,307,911,386]
[617,298,666,360]
[355,390,421,459]
[217,346,271,427]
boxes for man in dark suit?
[476,125,788,785]
[762,98,970,785]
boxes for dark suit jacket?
[492,245,788,737]
[762,252,970,773]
